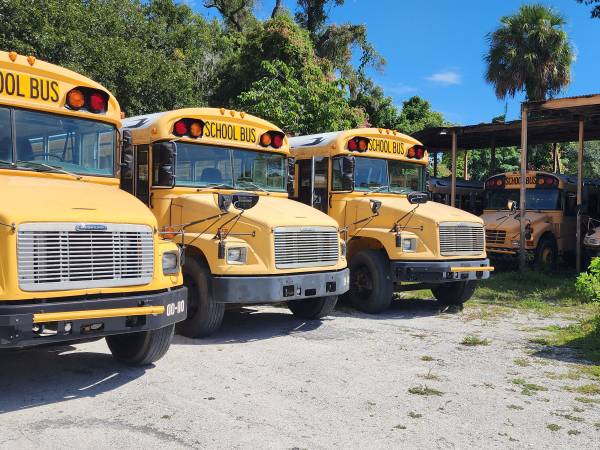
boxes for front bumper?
[391,259,493,283]
[211,269,350,303]
[0,287,187,349]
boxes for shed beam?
[451,130,457,207]
[576,120,585,273]
[519,105,528,271]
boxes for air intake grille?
[274,227,339,269]
[17,223,154,291]
[485,229,506,245]
[439,222,485,256]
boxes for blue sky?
[192,0,599,125]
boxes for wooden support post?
[451,130,457,207]
[519,105,528,271]
[433,151,438,177]
[552,143,558,173]
[576,120,585,273]
[463,151,469,180]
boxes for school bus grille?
[17,223,154,292]
[439,223,485,256]
[274,227,339,269]
[485,229,506,245]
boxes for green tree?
[577,0,600,18]
[295,0,344,35]
[203,0,257,32]
[395,96,445,135]
[484,4,573,101]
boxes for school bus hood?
[173,193,340,229]
[347,195,484,228]
[0,173,157,226]
[482,210,548,234]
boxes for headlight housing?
[340,239,347,258]
[226,246,247,265]
[512,240,520,248]
[585,236,599,247]
[162,250,180,275]
[402,237,417,252]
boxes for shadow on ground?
[335,296,456,320]
[0,344,148,414]
[172,306,325,346]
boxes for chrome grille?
[274,226,339,269]
[485,229,506,245]
[17,223,154,291]
[439,222,485,256]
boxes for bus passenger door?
[562,191,578,252]
[120,136,150,206]
[296,157,329,213]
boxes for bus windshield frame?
[173,142,288,193]
[0,106,117,178]
[484,188,562,211]
[333,155,425,194]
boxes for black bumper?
[211,269,350,303]
[0,287,187,349]
[391,259,492,283]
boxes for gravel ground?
[1,299,599,449]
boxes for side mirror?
[370,199,382,215]
[232,192,259,210]
[120,129,134,191]
[153,141,177,188]
[507,200,517,212]
[287,157,296,196]
[407,191,428,205]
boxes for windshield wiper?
[364,185,389,195]
[197,182,234,190]
[17,160,82,180]
[237,180,269,195]
[0,159,15,167]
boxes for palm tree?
[485,4,574,101]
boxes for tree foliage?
[0,0,446,136]
[484,4,573,101]
[577,0,600,19]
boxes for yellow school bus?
[290,129,492,313]
[122,108,349,337]
[428,177,484,216]
[0,50,187,364]
[483,170,599,266]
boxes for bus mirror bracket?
[155,141,177,188]
[287,157,296,196]
[120,129,134,178]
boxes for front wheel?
[347,250,393,313]
[176,257,225,338]
[535,236,557,269]
[287,296,338,319]
[106,324,174,366]
[431,280,477,306]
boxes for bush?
[575,257,600,302]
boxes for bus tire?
[535,236,557,268]
[287,295,338,319]
[106,324,174,366]
[347,250,393,314]
[176,256,225,338]
[431,280,476,306]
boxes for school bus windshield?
[344,156,424,193]
[175,142,287,192]
[0,106,116,176]
[485,188,561,210]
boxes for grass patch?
[408,385,443,396]
[514,358,531,367]
[393,424,407,430]
[507,404,524,410]
[544,315,600,365]
[553,413,585,422]
[544,371,581,381]
[512,378,548,396]
[418,369,441,381]
[565,383,600,395]
[461,335,490,346]
[575,396,600,404]
[408,411,422,419]
[546,423,561,432]
[473,270,582,312]
[420,355,434,362]
[529,337,549,345]
[567,429,580,436]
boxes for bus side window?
[565,192,577,216]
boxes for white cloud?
[425,70,462,86]
[385,83,418,96]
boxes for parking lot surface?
[1,299,598,449]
